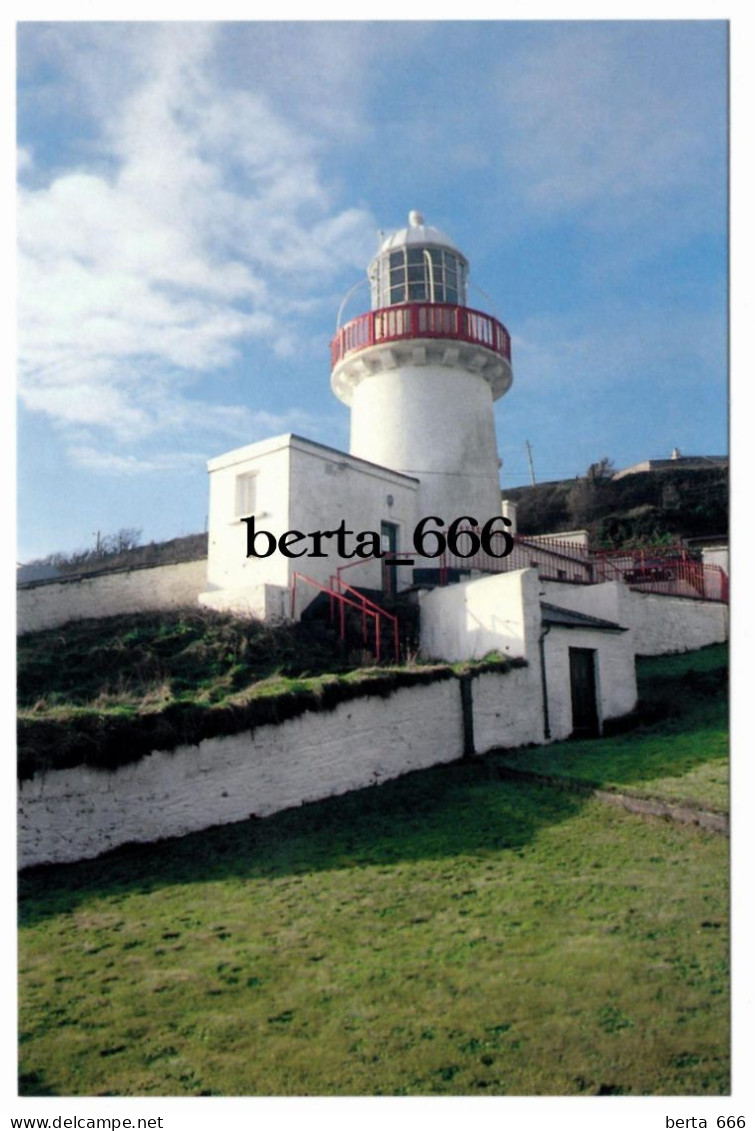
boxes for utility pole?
[525,440,536,486]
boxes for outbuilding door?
[569,647,600,738]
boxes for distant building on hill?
[612,449,728,480]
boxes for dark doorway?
[569,647,600,738]
[380,521,399,596]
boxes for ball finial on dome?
[408,210,424,227]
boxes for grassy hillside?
[17,608,522,780]
[503,466,728,547]
[17,607,348,711]
[18,646,729,1097]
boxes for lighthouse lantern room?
[331,210,513,525]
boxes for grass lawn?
[19,786,728,1095]
[18,642,729,1097]
[493,644,728,813]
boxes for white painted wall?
[540,580,624,624]
[17,559,208,635]
[419,569,541,663]
[541,579,728,656]
[702,546,729,599]
[286,440,419,599]
[203,433,420,617]
[471,666,545,752]
[199,582,288,622]
[702,546,728,574]
[418,569,637,740]
[501,499,518,533]
[624,590,728,655]
[18,668,552,869]
[529,529,590,549]
[205,434,293,593]
[347,364,504,525]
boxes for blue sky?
[16,20,728,562]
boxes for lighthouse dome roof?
[374,210,468,263]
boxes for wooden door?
[569,647,600,738]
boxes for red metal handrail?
[329,571,400,665]
[291,572,380,657]
[291,572,400,663]
[331,302,512,368]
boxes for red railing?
[331,575,400,665]
[590,546,728,600]
[292,541,726,645]
[432,532,728,602]
[291,571,399,664]
[431,531,594,586]
[331,302,512,368]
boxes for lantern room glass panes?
[372,247,467,308]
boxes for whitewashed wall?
[418,570,638,742]
[286,438,419,599]
[199,581,288,622]
[702,546,728,575]
[18,667,550,869]
[202,433,419,616]
[205,435,292,593]
[17,559,208,635]
[419,569,541,663]
[541,579,728,656]
[471,667,545,752]
[540,579,624,624]
[623,589,728,655]
[347,363,504,525]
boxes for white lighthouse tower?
[331,210,513,525]
[201,210,515,621]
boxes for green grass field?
[494,644,728,812]
[18,645,729,1097]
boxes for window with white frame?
[371,246,468,308]
[235,472,257,519]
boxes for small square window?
[235,472,257,518]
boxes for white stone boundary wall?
[17,559,209,635]
[18,668,542,869]
[624,589,728,655]
[471,667,544,753]
[541,579,728,656]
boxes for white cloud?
[17,23,375,462]
[67,447,206,477]
[65,399,336,477]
